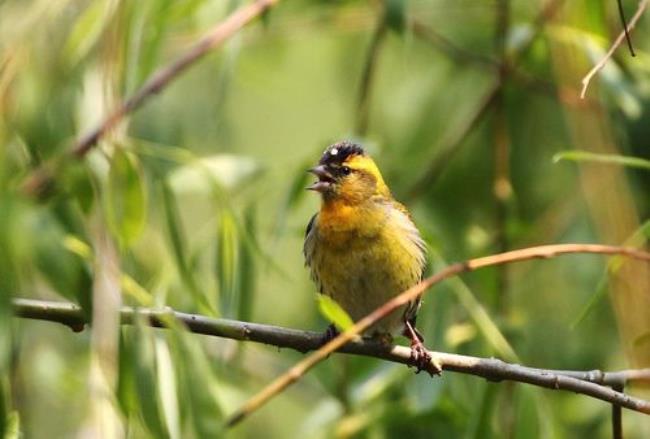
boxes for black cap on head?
[319,141,365,166]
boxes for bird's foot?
[320,324,340,346]
[404,321,442,376]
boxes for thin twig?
[355,11,388,136]
[10,297,650,421]
[404,0,566,201]
[618,0,636,56]
[612,383,624,439]
[225,243,650,427]
[20,0,279,197]
[410,19,497,67]
[404,82,500,201]
[580,0,648,99]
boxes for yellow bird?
[304,141,435,372]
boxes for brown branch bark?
[11,295,650,427]
[20,0,279,198]
[225,243,650,426]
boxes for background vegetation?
[1,0,649,437]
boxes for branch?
[580,0,648,99]
[404,0,566,200]
[226,243,650,426]
[355,11,388,136]
[11,297,650,423]
[20,0,279,197]
[404,82,500,201]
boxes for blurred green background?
[1,0,650,437]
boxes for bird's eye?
[341,166,351,175]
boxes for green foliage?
[107,149,147,248]
[554,150,650,171]
[1,0,650,437]
[317,295,354,331]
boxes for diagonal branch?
[20,0,279,197]
[580,0,648,99]
[226,243,650,426]
[11,296,650,424]
[404,0,566,200]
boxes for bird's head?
[308,141,390,204]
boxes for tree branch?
[355,10,388,137]
[20,0,279,198]
[404,0,566,201]
[223,243,650,426]
[580,0,648,99]
[11,297,650,427]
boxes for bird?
[303,140,438,374]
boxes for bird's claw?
[408,339,442,376]
[320,324,340,346]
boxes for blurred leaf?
[431,252,519,362]
[317,295,354,330]
[32,211,93,314]
[171,333,223,437]
[570,275,608,329]
[155,335,180,439]
[121,274,154,306]
[216,210,239,316]
[116,330,137,417]
[107,149,147,248]
[0,379,5,438]
[572,220,650,328]
[134,321,169,439]
[385,0,406,33]
[553,150,650,171]
[60,163,95,214]
[160,180,215,315]
[444,322,477,348]
[64,1,116,64]
[236,205,257,322]
[274,162,312,238]
[467,383,496,439]
[4,411,19,439]
[168,155,262,195]
[62,235,93,260]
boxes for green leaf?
[154,335,180,439]
[385,0,406,33]
[216,210,239,316]
[64,1,116,64]
[168,155,262,196]
[317,295,354,331]
[32,211,93,314]
[116,330,137,417]
[133,321,169,439]
[107,149,147,248]
[171,332,223,437]
[60,163,95,214]
[431,251,519,362]
[572,220,650,328]
[0,379,5,439]
[160,180,215,315]
[273,163,312,239]
[4,411,19,439]
[553,150,650,171]
[236,205,257,322]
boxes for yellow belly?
[309,221,423,335]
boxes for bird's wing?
[385,200,428,327]
[303,213,323,292]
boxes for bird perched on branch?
[303,141,438,374]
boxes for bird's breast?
[308,203,425,334]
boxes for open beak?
[307,165,334,193]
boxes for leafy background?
[1,0,649,437]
